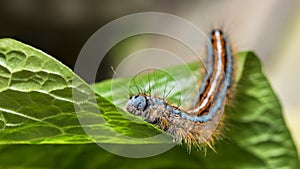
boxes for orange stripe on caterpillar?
[126,29,234,150]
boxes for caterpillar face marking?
[126,29,234,150]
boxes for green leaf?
[0,38,298,169]
[0,38,162,144]
[0,38,90,143]
[93,52,300,168]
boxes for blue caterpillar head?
[126,95,172,124]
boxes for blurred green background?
[1,0,299,164]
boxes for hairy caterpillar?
[126,29,234,150]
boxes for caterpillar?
[126,29,234,150]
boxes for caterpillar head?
[126,95,171,125]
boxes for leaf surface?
[0,39,298,169]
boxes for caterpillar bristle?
[126,29,235,152]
